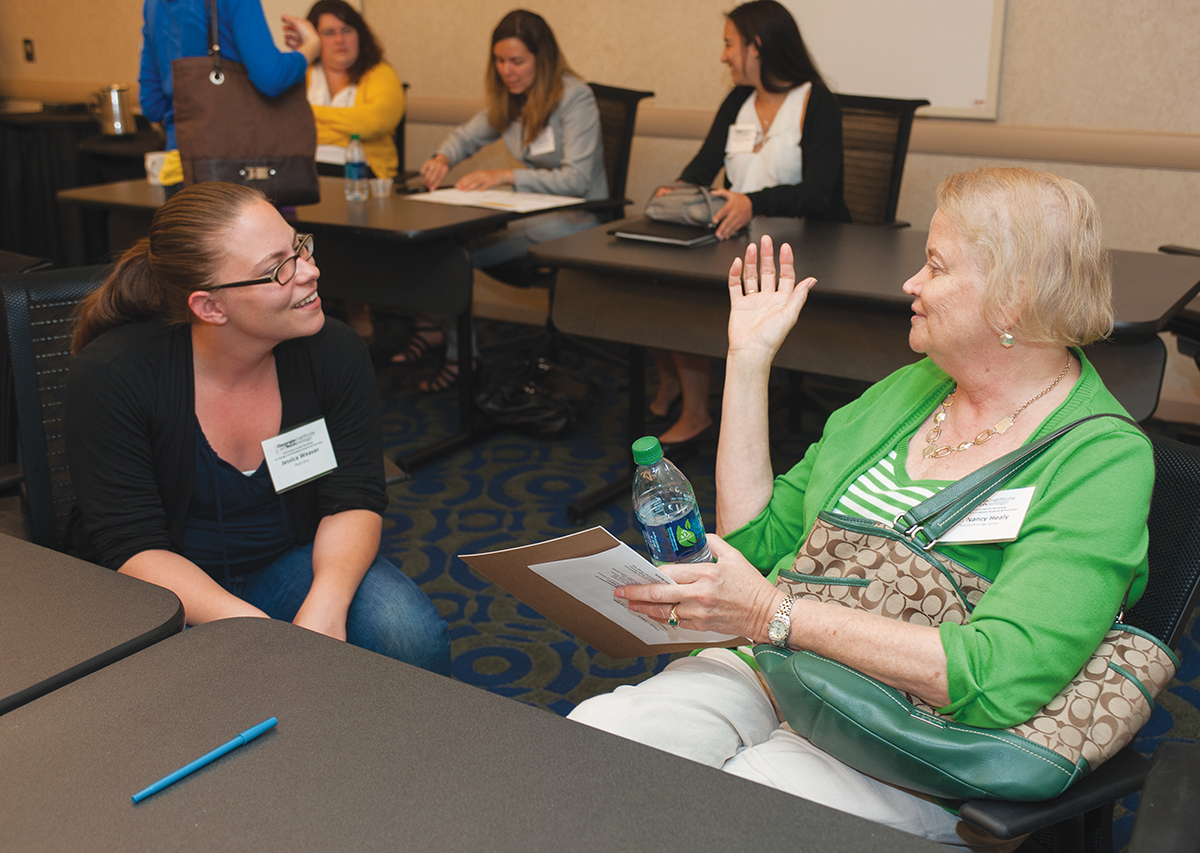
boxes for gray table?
[0,617,943,852]
[57,177,520,470]
[532,217,1200,518]
[0,533,183,715]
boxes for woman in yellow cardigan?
[304,0,404,180]
[297,0,405,339]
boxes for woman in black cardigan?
[650,0,850,448]
[66,182,449,674]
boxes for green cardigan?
[724,352,1153,729]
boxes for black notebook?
[609,217,719,248]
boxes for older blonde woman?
[569,167,1152,845]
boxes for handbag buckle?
[897,518,939,551]
[239,167,276,180]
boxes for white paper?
[408,188,584,213]
[940,487,1035,544]
[725,123,757,154]
[528,125,556,156]
[529,542,739,646]
[261,418,337,493]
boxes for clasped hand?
[614,535,785,642]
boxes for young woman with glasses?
[65,182,450,675]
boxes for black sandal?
[419,360,479,394]
[391,325,445,365]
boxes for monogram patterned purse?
[754,415,1178,802]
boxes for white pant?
[568,648,984,847]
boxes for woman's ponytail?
[72,182,265,353]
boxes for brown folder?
[461,527,746,660]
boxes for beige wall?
[5,0,1200,414]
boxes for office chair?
[393,82,418,181]
[833,93,929,226]
[0,251,53,468]
[480,82,653,289]
[0,265,106,549]
[788,94,929,431]
[958,432,1200,852]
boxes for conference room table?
[56,177,521,471]
[0,617,944,852]
[531,216,1200,519]
[0,532,183,716]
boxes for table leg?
[566,344,644,525]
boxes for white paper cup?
[370,177,394,197]
[144,151,167,186]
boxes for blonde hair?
[936,167,1113,348]
[73,183,265,353]
[485,9,574,147]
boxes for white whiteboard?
[785,0,1005,119]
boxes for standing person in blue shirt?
[649,0,850,451]
[139,0,322,189]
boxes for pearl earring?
[1000,330,1015,348]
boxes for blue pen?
[132,717,277,804]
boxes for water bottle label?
[345,162,366,180]
[640,506,708,564]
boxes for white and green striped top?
[834,443,950,524]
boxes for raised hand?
[726,235,815,361]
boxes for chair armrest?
[1159,245,1200,257]
[957,747,1151,840]
[0,462,24,492]
[1128,741,1200,853]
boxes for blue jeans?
[224,544,451,675]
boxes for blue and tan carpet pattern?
[373,319,1197,848]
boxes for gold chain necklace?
[923,355,1073,459]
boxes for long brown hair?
[73,183,264,353]
[486,9,574,147]
[727,0,825,92]
[306,0,384,85]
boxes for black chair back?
[834,93,928,225]
[0,266,105,549]
[393,82,413,179]
[1127,433,1200,647]
[588,83,654,219]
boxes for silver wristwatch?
[767,594,797,648]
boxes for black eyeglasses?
[208,234,315,291]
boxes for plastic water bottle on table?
[344,134,369,201]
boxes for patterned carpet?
[373,317,1198,847]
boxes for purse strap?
[206,0,224,81]
[896,412,1138,548]
[698,186,719,225]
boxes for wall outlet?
[23,39,34,62]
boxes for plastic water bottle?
[344,135,368,201]
[631,436,713,564]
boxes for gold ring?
[668,606,680,627]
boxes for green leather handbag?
[754,415,1178,802]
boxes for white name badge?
[261,418,338,494]
[529,125,556,157]
[940,487,1035,545]
[725,123,757,155]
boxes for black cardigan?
[679,84,851,223]
[65,318,387,571]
